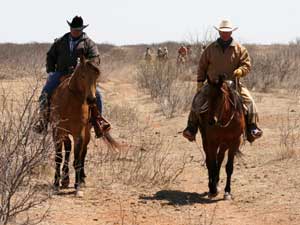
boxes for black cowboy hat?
[67,16,89,30]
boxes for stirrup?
[246,125,263,143]
[89,104,111,138]
[92,117,111,138]
[182,128,196,142]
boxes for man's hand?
[197,82,203,92]
[233,68,243,78]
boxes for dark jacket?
[46,32,100,74]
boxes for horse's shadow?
[55,190,76,196]
[32,183,76,196]
[55,188,76,196]
[140,190,221,206]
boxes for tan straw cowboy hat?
[214,20,238,32]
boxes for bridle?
[67,60,99,101]
[211,78,240,128]
[214,87,236,128]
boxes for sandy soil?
[5,64,300,225]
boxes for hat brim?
[67,21,89,30]
[214,26,238,32]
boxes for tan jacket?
[197,40,251,82]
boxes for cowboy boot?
[90,105,111,138]
[182,111,199,142]
[244,114,263,142]
[246,123,263,143]
[183,128,196,142]
[33,93,49,134]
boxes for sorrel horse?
[199,75,245,200]
[49,56,115,197]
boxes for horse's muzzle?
[87,96,97,105]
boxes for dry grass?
[88,103,191,188]
[89,129,190,188]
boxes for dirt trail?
[28,64,300,225]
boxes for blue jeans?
[40,72,103,114]
[41,72,64,96]
[96,86,103,114]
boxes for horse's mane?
[208,75,244,115]
[223,82,244,114]
[73,57,100,75]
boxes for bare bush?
[87,104,190,188]
[158,81,194,118]
[0,84,52,225]
[278,110,300,159]
[245,44,300,92]
[89,126,190,188]
[136,62,194,118]
[136,62,177,98]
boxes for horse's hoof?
[61,178,70,189]
[224,192,232,200]
[208,192,219,198]
[75,190,84,198]
[52,185,60,194]
[80,182,86,188]
[61,182,69,189]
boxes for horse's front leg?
[73,135,84,197]
[224,140,240,200]
[204,142,219,197]
[61,138,72,189]
[79,126,91,187]
[54,141,63,192]
[79,145,88,187]
[216,144,227,187]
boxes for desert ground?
[0,43,300,225]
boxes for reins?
[214,78,241,128]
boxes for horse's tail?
[102,132,121,150]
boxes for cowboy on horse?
[34,16,110,137]
[183,19,263,143]
[156,47,165,61]
[144,47,152,62]
[177,45,188,64]
[162,46,169,60]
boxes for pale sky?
[2,0,300,45]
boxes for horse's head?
[207,74,228,126]
[69,55,101,104]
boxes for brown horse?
[199,75,245,200]
[49,56,113,196]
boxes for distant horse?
[49,56,116,197]
[144,52,152,62]
[199,75,245,200]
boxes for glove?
[197,82,203,92]
[233,68,243,78]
